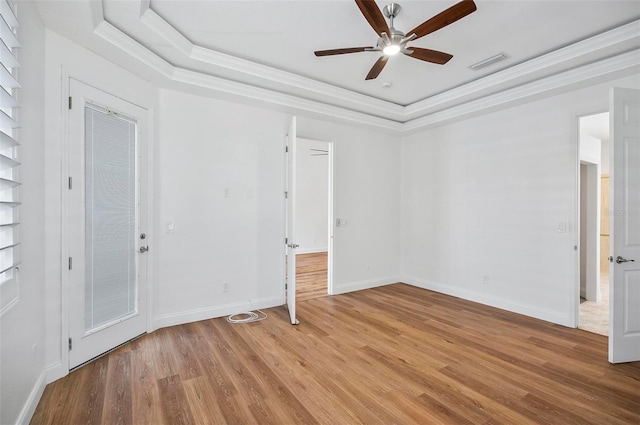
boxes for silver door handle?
[139,246,149,253]
[616,256,635,264]
[287,243,299,249]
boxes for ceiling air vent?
[469,53,508,71]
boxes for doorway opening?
[578,112,610,336]
[295,138,333,302]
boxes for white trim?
[327,142,335,296]
[14,371,46,425]
[332,277,399,295]
[151,296,283,331]
[403,49,640,132]
[59,68,71,379]
[404,20,640,119]
[295,247,328,255]
[139,7,406,121]
[402,276,573,327]
[45,361,65,384]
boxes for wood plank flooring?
[31,284,640,425]
[296,252,327,302]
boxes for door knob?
[616,256,635,264]
[139,246,149,253]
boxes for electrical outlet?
[223,283,230,293]
[482,276,489,285]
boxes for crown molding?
[139,4,406,121]
[403,49,640,132]
[404,19,640,120]
[94,20,174,78]
[171,68,404,132]
[91,1,640,134]
[93,20,403,133]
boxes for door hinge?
[285,146,289,153]
[285,237,288,244]
[68,96,72,110]
[68,338,72,351]
[68,177,72,190]
[68,257,72,270]
[284,191,288,199]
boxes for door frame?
[60,75,154,372]
[579,161,601,303]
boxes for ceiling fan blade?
[405,47,453,65]
[408,0,477,40]
[314,47,373,57]
[365,56,388,80]
[355,0,391,36]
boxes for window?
[0,0,20,314]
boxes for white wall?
[152,94,403,323]
[295,137,329,254]
[579,133,602,165]
[400,73,640,327]
[152,89,288,327]
[579,133,601,301]
[579,163,600,301]
[0,2,47,424]
[297,117,401,293]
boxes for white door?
[286,117,298,325]
[68,80,149,368]
[609,87,640,363]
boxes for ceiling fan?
[314,0,477,80]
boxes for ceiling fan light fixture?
[383,44,401,56]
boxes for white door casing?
[68,79,149,368]
[609,87,640,364]
[286,117,298,325]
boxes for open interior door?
[609,87,640,363]
[286,117,299,325]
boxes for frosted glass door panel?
[84,107,137,333]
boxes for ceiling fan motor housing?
[383,3,401,19]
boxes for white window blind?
[0,0,20,314]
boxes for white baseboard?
[332,276,398,295]
[401,276,572,327]
[46,361,66,384]
[151,295,284,331]
[15,370,47,425]
[296,247,328,255]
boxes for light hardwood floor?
[296,252,328,302]
[32,284,640,425]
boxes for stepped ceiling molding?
[36,1,640,133]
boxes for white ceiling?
[36,1,640,131]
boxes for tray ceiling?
[36,1,640,131]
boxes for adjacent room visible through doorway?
[295,138,331,302]
[578,112,610,336]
